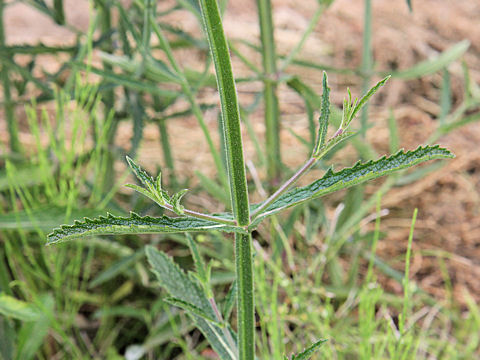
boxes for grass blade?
[388,40,470,79]
[290,339,328,360]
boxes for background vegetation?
[0,0,479,359]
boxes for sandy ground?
[2,0,480,304]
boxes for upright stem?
[257,0,281,182]
[235,233,254,359]
[98,1,117,191]
[360,0,373,138]
[150,17,229,191]
[0,1,21,154]
[198,1,253,359]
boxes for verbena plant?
[45,1,455,359]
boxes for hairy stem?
[150,15,229,191]
[198,1,253,359]
[257,0,281,182]
[235,233,255,360]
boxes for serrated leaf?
[252,146,454,222]
[171,189,188,215]
[125,156,156,194]
[346,76,390,128]
[313,72,330,156]
[186,234,208,286]
[164,297,221,326]
[47,212,245,245]
[291,339,328,360]
[146,246,236,360]
[146,246,213,315]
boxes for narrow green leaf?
[164,297,222,326]
[195,170,230,205]
[291,339,328,360]
[0,163,55,191]
[0,206,110,232]
[347,76,390,127]
[53,0,65,24]
[186,234,209,286]
[74,64,179,98]
[406,0,412,11]
[222,280,237,320]
[125,156,156,193]
[0,317,15,360]
[438,111,480,135]
[313,72,330,156]
[389,40,470,79]
[252,145,454,222]
[439,68,451,125]
[387,109,399,153]
[47,212,245,245]
[0,294,42,322]
[99,53,181,84]
[286,77,322,110]
[15,294,53,360]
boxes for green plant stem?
[198,0,250,225]
[257,0,281,182]
[0,1,21,154]
[150,16,229,190]
[400,208,418,333]
[198,1,253,359]
[251,157,316,218]
[235,233,255,360]
[97,1,117,192]
[360,0,373,138]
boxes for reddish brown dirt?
[2,0,480,304]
